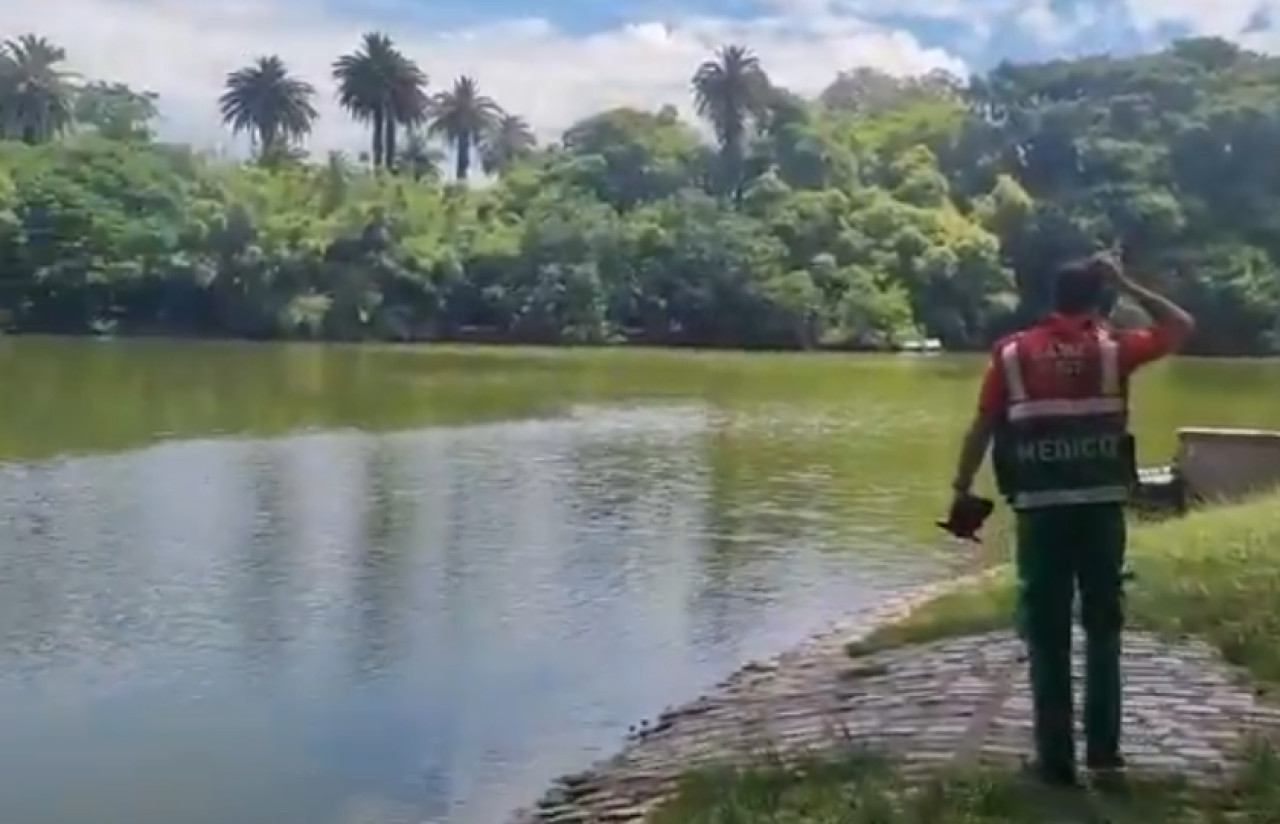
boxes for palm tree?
[218,55,318,161]
[480,113,536,175]
[691,44,772,195]
[332,32,429,170]
[428,75,502,181]
[0,35,77,144]
[398,128,445,181]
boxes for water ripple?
[0,402,948,824]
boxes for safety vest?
[994,325,1135,510]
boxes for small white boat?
[898,338,943,354]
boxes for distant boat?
[89,318,118,339]
[898,338,943,354]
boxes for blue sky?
[321,0,1151,60]
[2,0,1276,153]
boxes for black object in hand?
[936,494,995,542]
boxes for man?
[948,253,1194,787]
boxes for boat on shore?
[897,338,943,354]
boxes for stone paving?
[511,584,1280,824]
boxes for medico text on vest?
[1015,434,1122,464]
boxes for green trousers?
[1015,503,1126,770]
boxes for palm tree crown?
[692,44,771,154]
[0,34,77,144]
[332,32,428,170]
[481,113,537,175]
[219,55,318,159]
[429,75,503,181]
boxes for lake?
[0,338,1276,824]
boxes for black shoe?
[1086,755,1128,795]
[1086,753,1126,771]
[1022,760,1080,789]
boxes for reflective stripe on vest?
[1013,485,1131,508]
[999,327,1122,423]
[998,327,1130,510]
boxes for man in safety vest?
[948,252,1194,788]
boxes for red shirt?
[977,314,1174,417]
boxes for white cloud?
[1015,0,1070,46]
[832,0,1022,22]
[1119,0,1271,38]
[1115,0,1280,57]
[1014,0,1104,49]
[1,0,967,155]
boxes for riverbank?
[515,491,1280,823]
[9,328,1280,359]
[2,326,962,355]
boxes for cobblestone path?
[513,601,1280,823]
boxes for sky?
[4,0,1280,155]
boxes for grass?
[848,492,1280,691]
[654,491,1280,823]
[653,739,1280,824]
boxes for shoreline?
[0,328,948,355]
[601,491,1280,823]
[4,332,1274,360]
[507,570,1000,823]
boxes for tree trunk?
[371,110,385,169]
[383,120,397,172]
[258,127,277,165]
[455,134,471,181]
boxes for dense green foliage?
[1,34,1278,352]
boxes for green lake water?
[0,338,1276,824]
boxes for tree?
[332,32,428,171]
[692,44,772,197]
[73,81,159,141]
[480,113,536,175]
[218,56,318,161]
[819,67,960,113]
[398,128,444,181]
[0,34,1277,354]
[557,107,703,209]
[0,34,76,144]
[429,75,503,181]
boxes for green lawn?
[655,492,1280,823]
[849,492,1280,690]
[652,741,1280,824]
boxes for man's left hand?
[938,487,995,542]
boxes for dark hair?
[1052,257,1107,315]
